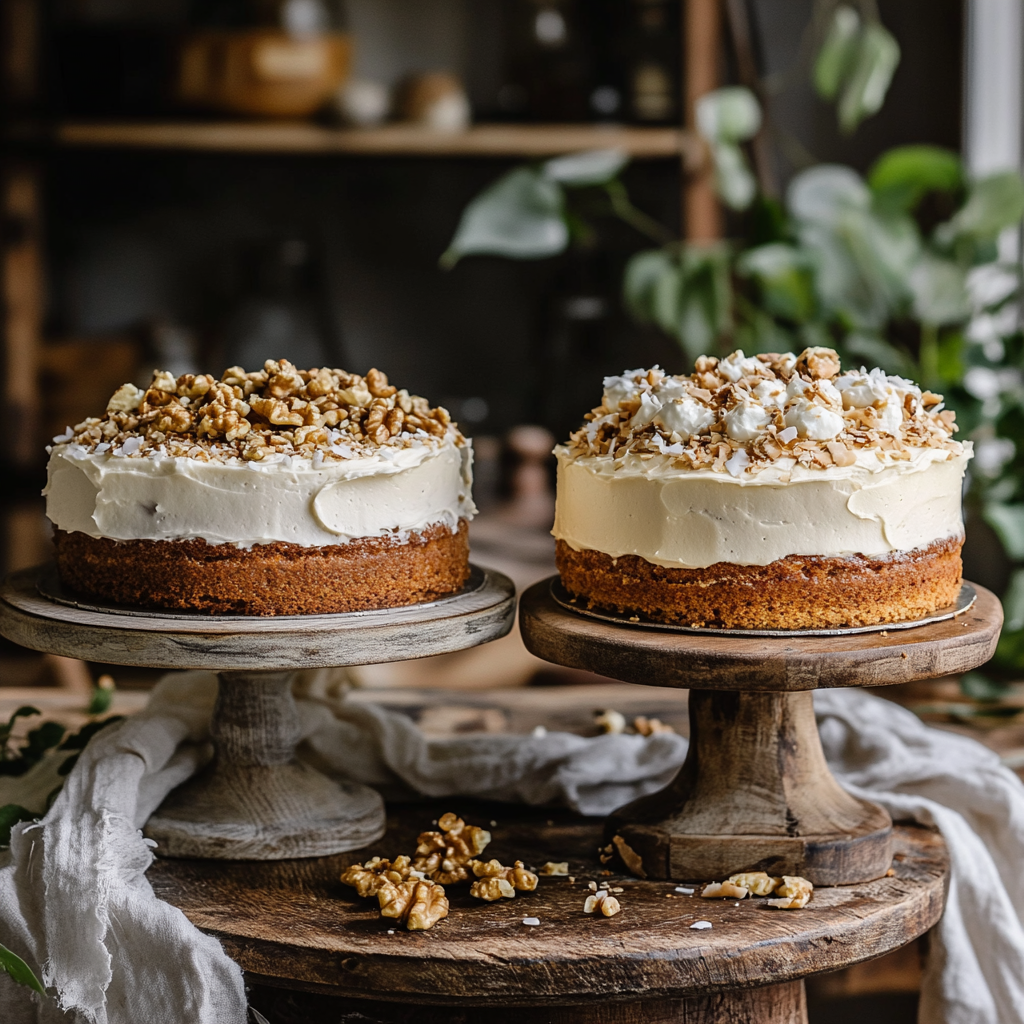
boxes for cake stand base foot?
[145,761,385,860]
[144,670,386,860]
[606,689,893,885]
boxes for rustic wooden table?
[149,799,948,1024]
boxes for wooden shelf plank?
[53,120,700,161]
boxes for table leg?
[606,689,892,884]
[144,670,385,860]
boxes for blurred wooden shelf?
[52,120,700,161]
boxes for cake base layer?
[54,520,470,616]
[555,536,963,630]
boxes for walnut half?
[377,879,449,930]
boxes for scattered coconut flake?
[522,917,540,926]
[675,886,694,894]
[690,920,713,930]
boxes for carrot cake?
[553,347,971,629]
[44,361,476,615]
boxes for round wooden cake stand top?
[149,801,949,1024]
[0,564,516,861]
[519,579,1001,888]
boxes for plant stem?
[603,181,675,245]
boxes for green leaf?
[868,145,963,213]
[0,804,36,847]
[543,149,629,187]
[935,172,1024,247]
[838,22,901,133]
[623,249,676,324]
[908,255,972,326]
[813,5,861,101]
[788,165,871,225]
[982,502,1024,559]
[709,141,758,211]
[0,942,45,996]
[58,715,124,752]
[0,707,41,755]
[695,87,762,143]
[737,243,816,323]
[440,167,567,268]
[87,685,114,716]
[21,723,65,767]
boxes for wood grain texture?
[519,578,1002,691]
[148,803,946,1006]
[144,672,386,860]
[0,564,515,670]
[607,690,892,885]
[246,980,808,1023]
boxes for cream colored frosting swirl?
[45,437,476,548]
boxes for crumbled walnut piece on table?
[766,876,813,909]
[701,880,750,899]
[583,890,622,917]
[538,861,569,876]
[727,872,780,896]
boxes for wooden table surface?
[149,801,946,1010]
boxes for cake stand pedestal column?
[145,670,385,859]
[0,564,516,861]
[520,578,1001,884]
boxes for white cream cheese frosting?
[553,347,971,569]
[45,439,475,547]
[554,445,970,568]
[43,360,477,548]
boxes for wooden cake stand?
[0,564,515,861]
[519,579,1002,885]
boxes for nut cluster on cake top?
[565,347,962,478]
[50,360,462,464]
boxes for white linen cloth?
[1,672,1023,1024]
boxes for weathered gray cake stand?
[0,564,515,860]
[520,578,1002,885]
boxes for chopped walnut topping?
[55,360,462,465]
[563,348,963,478]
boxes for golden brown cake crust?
[54,521,471,616]
[555,536,964,630]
